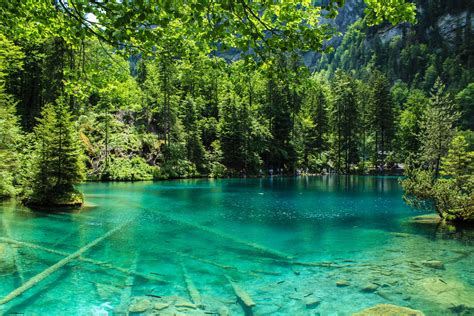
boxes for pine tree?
[0,86,22,198]
[0,33,24,198]
[218,91,247,173]
[369,70,395,172]
[27,100,85,207]
[180,95,205,172]
[441,135,474,178]
[420,79,460,177]
[330,71,359,173]
[298,78,329,171]
[266,77,297,174]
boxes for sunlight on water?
[0,176,473,315]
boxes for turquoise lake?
[0,176,473,315]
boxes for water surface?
[0,176,473,315]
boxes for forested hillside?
[0,1,472,203]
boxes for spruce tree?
[330,71,359,173]
[420,79,460,177]
[180,95,205,172]
[441,135,474,178]
[369,70,395,172]
[266,77,297,174]
[27,100,85,207]
[218,91,247,173]
[0,86,22,198]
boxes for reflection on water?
[0,176,473,315]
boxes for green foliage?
[400,165,474,223]
[46,0,416,60]
[296,76,330,172]
[266,73,297,173]
[0,34,24,199]
[218,92,244,170]
[456,83,474,130]
[419,79,460,176]
[329,71,359,173]
[369,70,395,170]
[364,0,416,26]
[180,95,206,172]
[205,141,227,178]
[0,89,22,198]
[401,121,473,223]
[25,101,85,207]
[106,155,156,181]
[394,89,428,159]
[441,135,474,179]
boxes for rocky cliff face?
[435,11,473,46]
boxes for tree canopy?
[2,1,416,59]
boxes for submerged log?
[1,215,26,284]
[292,261,339,268]
[0,220,132,305]
[116,254,138,313]
[0,237,167,284]
[180,253,237,271]
[180,262,203,308]
[181,253,268,278]
[133,204,293,260]
[225,275,256,309]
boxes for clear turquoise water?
[0,176,473,315]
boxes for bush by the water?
[105,155,156,181]
[401,135,474,223]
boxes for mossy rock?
[353,304,425,316]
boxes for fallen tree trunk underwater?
[225,275,256,309]
[0,237,167,284]
[0,220,132,305]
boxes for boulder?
[353,304,425,316]
[361,283,379,293]
[154,302,170,310]
[304,296,321,308]
[336,279,350,287]
[129,297,152,313]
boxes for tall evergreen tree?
[369,70,395,171]
[266,78,296,174]
[218,91,247,173]
[0,87,22,198]
[27,100,85,207]
[298,78,329,171]
[395,89,428,160]
[441,135,474,178]
[0,33,24,198]
[180,95,205,172]
[330,71,359,173]
[420,79,460,177]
